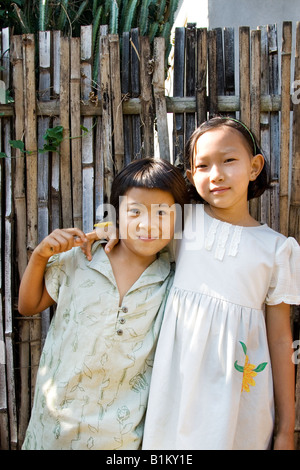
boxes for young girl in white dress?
[142,117,300,450]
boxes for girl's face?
[186,127,264,212]
[118,187,176,260]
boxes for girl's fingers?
[46,229,87,254]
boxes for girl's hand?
[273,431,295,450]
[34,228,88,260]
[81,225,119,261]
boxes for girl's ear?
[186,169,195,185]
[250,154,265,181]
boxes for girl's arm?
[18,228,87,316]
[266,302,295,450]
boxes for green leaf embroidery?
[253,362,268,373]
[239,341,247,355]
[234,360,244,373]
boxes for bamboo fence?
[0,21,299,450]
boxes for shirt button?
[119,318,126,324]
[122,307,128,313]
[117,329,123,336]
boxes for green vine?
[0,123,95,159]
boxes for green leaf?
[0,152,8,159]
[9,140,25,152]
[253,362,268,373]
[234,360,244,373]
[239,341,247,355]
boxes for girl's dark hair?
[110,157,189,226]
[184,116,271,201]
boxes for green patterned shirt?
[22,241,173,450]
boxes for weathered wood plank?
[173,27,185,165]
[109,34,124,171]
[70,37,82,230]
[81,25,94,233]
[290,21,300,243]
[280,22,292,236]
[59,36,72,228]
[196,28,207,126]
[153,37,170,160]
[140,36,154,159]
[239,26,251,127]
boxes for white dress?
[142,204,300,450]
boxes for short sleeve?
[266,237,300,305]
[44,252,71,303]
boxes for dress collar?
[87,241,171,292]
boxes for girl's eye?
[129,208,140,216]
[225,158,236,163]
[157,210,167,216]
[195,164,208,170]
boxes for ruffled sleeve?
[266,237,300,305]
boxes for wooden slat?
[2,27,18,450]
[100,34,114,200]
[70,37,82,230]
[109,34,124,171]
[0,29,9,451]
[51,31,61,231]
[59,36,72,228]
[290,21,300,243]
[249,29,261,222]
[22,33,41,407]
[140,36,154,159]
[38,31,51,344]
[121,31,132,166]
[280,22,292,237]
[208,29,218,118]
[224,27,235,100]
[81,25,94,233]
[153,37,170,160]
[130,28,142,159]
[239,26,251,127]
[173,27,185,165]
[11,34,29,448]
[196,28,207,125]
[259,25,271,226]
[185,24,197,140]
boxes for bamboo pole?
[95,26,107,222]
[38,31,51,343]
[22,33,41,406]
[2,27,18,451]
[81,25,94,233]
[11,34,30,448]
[196,28,207,126]
[59,36,72,228]
[0,29,10,450]
[153,37,170,160]
[280,22,292,237]
[259,25,271,226]
[268,25,280,232]
[185,24,197,141]
[139,36,154,160]
[51,32,61,231]
[100,34,114,200]
[109,34,124,171]
[290,21,300,243]
[249,29,261,222]
[239,27,251,127]
[130,28,142,159]
[173,27,185,166]
[70,37,82,230]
